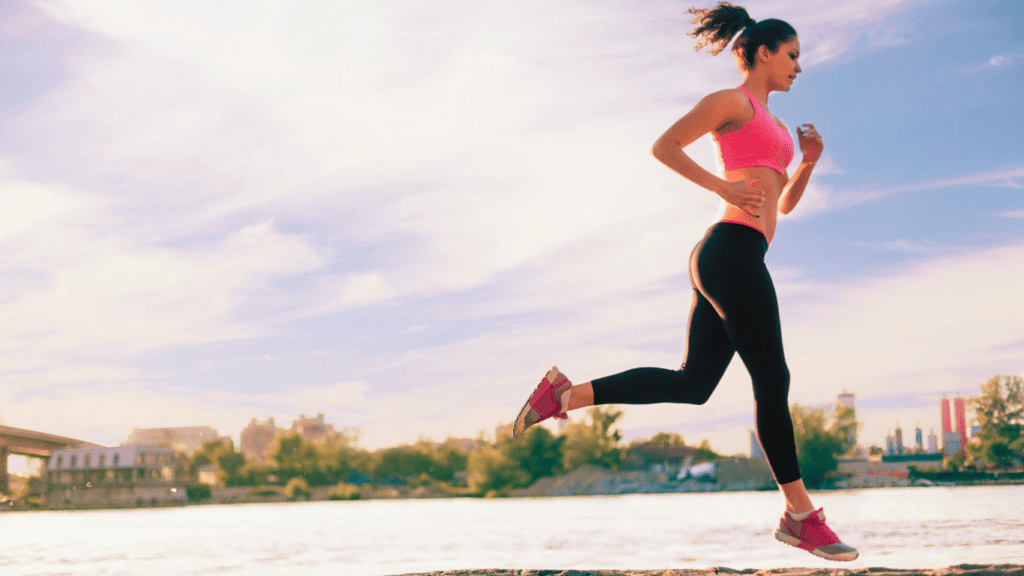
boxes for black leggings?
[591,222,800,484]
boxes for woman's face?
[766,37,802,91]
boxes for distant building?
[124,426,231,455]
[927,429,938,453]
[837,392,857,449]
[886,433,895,455]
[941,397,952,435]
[954,396,968,458]
[915,425,923,452]
[895,425,904,455]
[240,417,283,464]
[45,445,186,508]
[750,430,765,460]
[291,413,336,443]
[943,430,961,457]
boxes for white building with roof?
[45,445,186,508]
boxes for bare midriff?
[717,165,786,245]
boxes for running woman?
[512,2,858,563]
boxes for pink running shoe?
[513,366,572,437]
[774,508,859,561]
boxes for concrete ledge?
[393,565,1024,576]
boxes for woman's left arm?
[778,123,823,215]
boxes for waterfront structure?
[45,445,186,508]
[124,426,231,455]
[836,452,944,487]
[0,424,99,496]
[240,417,283,463]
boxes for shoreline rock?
[393,565,1024,576]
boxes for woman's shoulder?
[694,88,755,131]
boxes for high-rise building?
[943,431,961,457]
[886,433,895,455]
[837,392,857,449]
[954,396,968,458]
[750,430,765,460]
[927,429,938,453]
[915,425,923,453]
[941,397,952,434]
[894,425,904,455]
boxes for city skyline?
[1,0,1022,475]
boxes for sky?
[2,0,1022,475]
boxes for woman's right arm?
[651,91,765,217]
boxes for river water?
[2,485,1022,575]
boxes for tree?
[789,403,851,489]
[269,433,325,484]
[562,405,624,471]
[466,443,530,496]
[504,425,565,482]
[970,375,1024,468]
[189,440,252,487]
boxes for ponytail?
[687,2,797,70]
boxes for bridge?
[0,425,101,495]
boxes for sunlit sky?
[2,0,1023,475]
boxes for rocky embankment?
[510,463,771,498]
[396,565,1024,576]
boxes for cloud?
[800,165,1024,214]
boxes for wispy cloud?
[798,165,1024,215]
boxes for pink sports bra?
[713,86,795,176]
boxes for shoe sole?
[773,530,859,562]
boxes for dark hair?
[687,2,797,70]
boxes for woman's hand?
[717,177,764,217]
[797,123,823,164]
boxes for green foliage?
[284,476,312,501]
[186,484,211,501]
[695,438,722,461]
[504,426,566,481]
[189,440,252,487]
[790,403,852,489]
[373,444,435,478]
[269,433,323,484]
[329,482,362,501]
[466,443,530,496]
[562,405,624,471]
[970,375,1024,469]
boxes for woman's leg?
[584,287,736,406]
[694,227,807,509]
